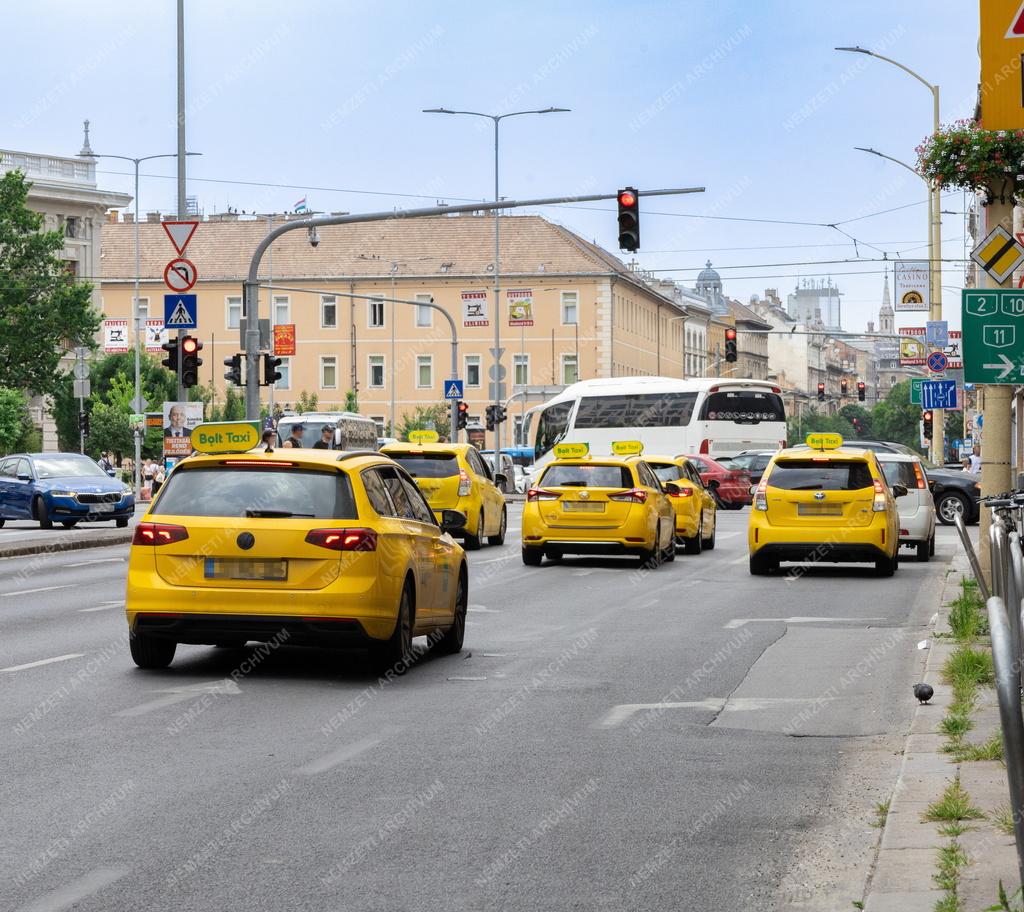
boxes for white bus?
[524,377,788,473]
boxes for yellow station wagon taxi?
[641,455,717,554]
[521,442,676,568]
[125,423,468,672]
[747,433,905,577]
[381,441,507,550]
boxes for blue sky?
[7,0,980,334]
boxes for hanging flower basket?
[916,119,1024,204]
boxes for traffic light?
[857,381,866,402]
[78,412,89,437]
[161,338,180,373]
[180,336,203,388]
[495,404,507,425]
[456,400,469,431]
[724,328,738,363]
[224,353,242,386]
[262,353,282,386]
[617,187,640,253]
[840,378,848,396]
[485,404,496,432]
[817,382,826,402]
[923,410,933,440]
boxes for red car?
[685,455,751,509]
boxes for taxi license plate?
[563,501,604,512]
[204,558,288,581]
[797,503,842,516]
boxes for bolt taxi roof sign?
[408,429,439,444]
[806,433,843,451]
[553,442,589,459]
[191,421,262,454]
[610,440,644,456]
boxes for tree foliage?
[0,387,32,454]
[397,403,451,441]
[0,171,99,395]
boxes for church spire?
[78,119,95,159]
[879,265,894,334]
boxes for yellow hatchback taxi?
[125,423,469,672]
[522,442,676,568]
[641,455,717,554]
[381,440,507,550]
[748,433,906,577]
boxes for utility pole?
[175,0,187,403]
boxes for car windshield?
[150,466,357,518]
[386,453,459,478]
[767,459,874,491]
[33,456,106,479]
[540,464,633,488]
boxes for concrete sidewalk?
[863,553,1021,910]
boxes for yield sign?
[162,220,198,255]
[1009,1,1024,37]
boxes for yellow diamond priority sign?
[970,225,1024,283]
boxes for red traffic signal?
[817,382,825,402]
[724,327,738,363]
[922,410,934,440]
[456,400,469,431]
[180,335,204,388]
[857,381,866,402]
[617,189,637,208]
[617,186,640,253]
[181,337,199,355]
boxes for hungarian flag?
[294,197,307,212]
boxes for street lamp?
[422,105,570,457]
[94,151,201,500]
[838,45,943,461]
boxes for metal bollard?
[987,595,1024,889]
[991,520,1010,603]
[1010,533,1024,666]
[955,512,991,601]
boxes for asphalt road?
[1,506,955,911]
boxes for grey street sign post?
[962,290,1024,384]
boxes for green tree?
[344,389,358,412]
[0,171,99,395]
[0,387,30,454]
[86,401,132,460]
[296,391,319,413]
[872,381,925,454]
[397,403,451,441]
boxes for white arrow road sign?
[983,353,1015,380]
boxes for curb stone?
[0,531,133,560]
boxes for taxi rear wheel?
[435,567,468,655]
[488,507,507,546]
[874,554,897,577]
[372,582,415,672]
[749,553,776,576]
[682,519,703,555]
[702,516,716,551]
[129,632,176,669]
[462,511,485,551]
[637,526,663,569]
[522,547,544,566]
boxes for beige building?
[99,212,691,441]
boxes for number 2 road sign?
[962,289,1024,383]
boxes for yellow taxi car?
[641,455,717,554]
[381,441,507,550]
[125,422,468,671]
[521,442,676,568]
[748,433,906,577]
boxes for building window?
[513,354,530,386]
[370,415,386,437]
[135,297,149,321]
[368,296,385,328]
[415,293,433,328]
[226,296,242,329]
[465,355,481,388]
[275,357,291,390]
[416,355,433,388]
[513,415,525,446]
[561,291,578,325]
[369,355,385,388]
[320,356,338,390]
[321,295,337,329]
[561,354,579,385]
[273,295,290,326]
[64,216,79,238]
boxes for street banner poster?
[894,260,930,312]
[273,323,296,356]
[103,319,129,353]
[462,290,489,327]
[163,401,204,457]
[144,319,168,353]
[507,289,534,326]
[898,327,963,369]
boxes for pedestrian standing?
[151,464,166,497]
[969,445,982,474]
[97,451,110,473]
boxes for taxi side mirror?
[662,481,681,495]
[440,509,468,535]
[891,484,909,498]
[494,472,508,488]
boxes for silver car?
[876,453,936,562]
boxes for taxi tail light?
[526,488,560,502]
[872,478,887,512]
[608,488,648,504]
[457,468,472,497]
[913,462,927,489]
[305,528,378,551]
[753,478,768,511]
[132,522,189,546]
[668,486,694,498]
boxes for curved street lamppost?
[422,106,570,455]
[94,151,201,500]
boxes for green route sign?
[909,377,925,405]
[962,289,1024,384]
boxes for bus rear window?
[699,391,785,424]
[574,392,697,429]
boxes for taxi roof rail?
[335,450,381,462]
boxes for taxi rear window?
[767,459,874,491]
[541,464,633,488]
[387,453,459,478]
[649,463,683,483]
[150,466,357,519]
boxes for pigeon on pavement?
[914,683,934,704]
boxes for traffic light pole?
[240,187,705,423]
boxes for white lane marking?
[79,600,126,613]
[295,736,382,775]
[15,866,130,912]
[0,584,74,598]
[1,653,84,673]
[481,652,517,657]
[715,532,742,540]
[468,605,501,613]
[115,679,241,717]
[600,697,833,727]
[723,615,887,629]
[572,569,593,577]
[67,558,125,567]
[447,675,487,681]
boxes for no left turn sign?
[163,257,198,292]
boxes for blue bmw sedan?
[0,453,134,529]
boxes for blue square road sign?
[164,294,198,329]
[443,379,464,400]
[921,379,958,409]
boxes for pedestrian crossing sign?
[164,294,197,329]
[444,380,464,400]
